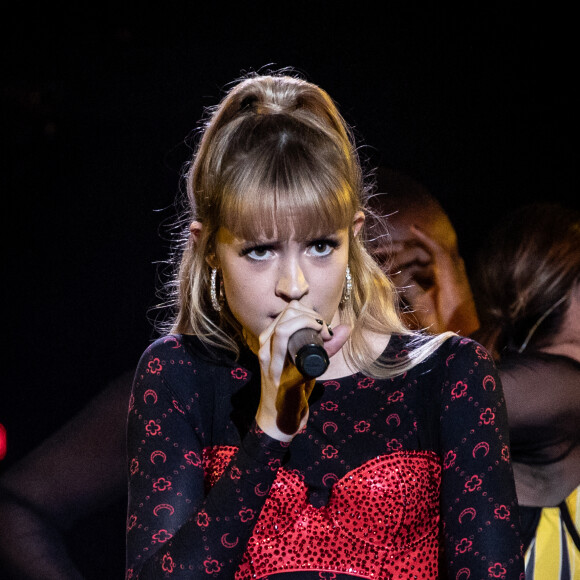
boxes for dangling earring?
[341,265,352,304]
[210,268,222,312]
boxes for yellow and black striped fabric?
[524,486,580,579]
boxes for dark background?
[1,2,577,577]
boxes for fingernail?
[315,319,323,325]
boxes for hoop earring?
[341,265,352,304]
[210,268,222,312]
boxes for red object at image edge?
[0,423,7,460]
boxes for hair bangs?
[219,153,356,241]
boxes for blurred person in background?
[472,203,580,579]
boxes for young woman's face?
[213,220,357,348]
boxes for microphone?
[276,328,329,434]
[288,328,329,379]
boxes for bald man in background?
[367,166,480,337]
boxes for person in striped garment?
[472,202,580,579]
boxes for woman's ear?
[352,211,365,237]
[189,221,203,243]
[191,220,218,268]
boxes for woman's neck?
[318,329,391,381]
[539,342,580,363]
[513,445,580,507]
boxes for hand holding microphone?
[275,327,329,435]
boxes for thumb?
[322,324,351,358]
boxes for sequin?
[233,451,441,579]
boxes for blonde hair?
[165,70,451,377]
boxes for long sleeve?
[438,337,524,579]
[0,370,131,580]
[125,336,288,579]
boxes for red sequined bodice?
[204,447,441,579]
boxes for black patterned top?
[126,333,524,579]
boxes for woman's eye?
[307,240,337,257]
[243,246,273,261]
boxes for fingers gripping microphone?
[277,328,329,435]
[288,328,329,379]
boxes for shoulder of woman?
[140,333,237,365]
[134,334,219,389]
[433,335,504,407]
[139,334,193,360]
[434,333,496,370]
[132,334,242,404]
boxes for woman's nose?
[275,258,309,301]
